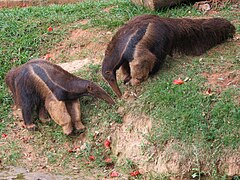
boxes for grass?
[138,62,239,147]
[1,141,22,165]
[0,0,239,179]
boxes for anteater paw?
[123,76,131,84]
[74,126,86,134]
[26,124,37,131]
[63,125,73,136]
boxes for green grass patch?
[0,0,239,178]
[135,45,240,147]
[0,141,22,165]
[139,73,239,147]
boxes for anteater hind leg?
[12,105,48,124]
[65,99,85,133]
[120,61,131,84]
[12,105,23,121]
[18,91,36,130]
[45,96,73,135]
[129,48,156,86]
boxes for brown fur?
[102,14,236,97]
[5,59,114,135]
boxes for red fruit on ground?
[89,155,95,161]
[44,54,51,60]
[105,158,112,163]
[110,171,119,177]
[104,139,111,148]
[47,26,53,32]
[2,133,7,138]
[206,88,212,95]
[130,170,141,176]
[173,79,184,85]
[68,149,74,153]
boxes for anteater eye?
[136,77,144,81]
[105,71,111,74]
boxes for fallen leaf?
[1,134,7,138]
[47,26,53,32]
[104,139,111,148]
[173,79,184,85]
[89,155,95,161]
[130,170,141,176]
[110,171,119,177]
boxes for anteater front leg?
[45,95,73,135]
[129,48,156,86]
[120,61,131,84]
[65,99,85,133]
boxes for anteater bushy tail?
[171,18,236,56]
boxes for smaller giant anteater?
[5,59,114,135]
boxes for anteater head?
[86,81,115,105]
[102,60,122,98]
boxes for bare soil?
[202,70,240,91]
[47,26,113,64]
